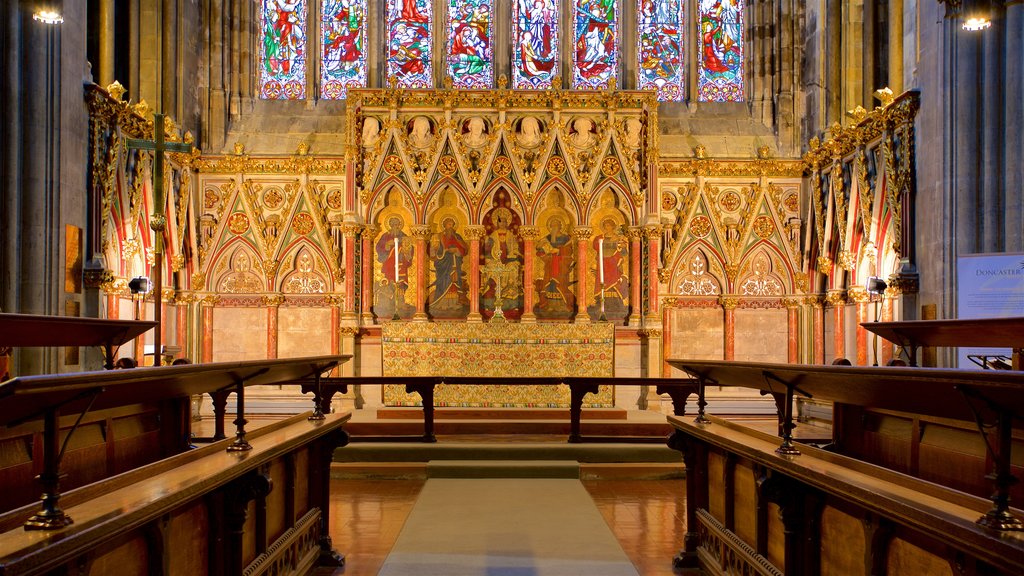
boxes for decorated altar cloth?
[382,322,614,408]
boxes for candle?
[598,238,605,285]
[394,237,400,282]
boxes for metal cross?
[125,113,192,366]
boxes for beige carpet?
[378,478,640,576]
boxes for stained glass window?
[512,0,559,90]
[259,0,307,99]
[697,0,743,101]
[571,0,618,90]
[321,0,367,99]
[637,0,684,101]
[447,0,494,89]
[386,0,433,88]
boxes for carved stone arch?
[213,241,265,293]
[532,185,580,229]
[585,183,637,225]
[423,178,471,217]
[478,182,526,225]
[368,184,418,226]
[737,246,787,297]
[673,244,725,296]
[278,243,332,294]
[531,177,581,222]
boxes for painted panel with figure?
[480,192,524,321]
[588,192,630,323]
[637,0,684,101]
[321,0,367,98]
[447,0,494,88]
[387,0,433,88]
[260,0,307,99]
[373,193,417,320]
[572,0,618,90]
[697,0,743,102]
[427,190,471,319]
[512,0,559,89]
[533,191,576,319]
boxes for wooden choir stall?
[0,354,351,576]
[667,359,1024,576]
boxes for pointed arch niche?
[733,248,787,363]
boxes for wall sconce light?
[961,0,993,31]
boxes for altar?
[382,322,615,408]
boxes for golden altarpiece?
[85,79,919,410]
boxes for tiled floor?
[324,478,689,576]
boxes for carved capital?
[363,225,381,238]
[411,225,432,239]
[200,294,221,306]
[338,326,361,336]
[719,296,740,310]
[847,286,870,303]
[261,259,280,277]
[464,225,487,240]
[262,294,286,307]
[816,256,833,275]
[325,294,345,307]
[837,250,856,271]
[191,272,207,289]
[824,290,847,307]
[638,327,662,339]
[887,272,919,296]
[657,268,672,284]
[643,225,662,239]
[572,227,595,241]
[625,226,644,241]
[517,225,540,240]
[782,297,803,309]
[804,295,823,308]
[339,223,363,237]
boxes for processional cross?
[126,113,192,366]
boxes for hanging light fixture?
[961,0,993,31]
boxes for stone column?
[176,297,189,354]
[888,0,904,95]
[340,223,362,319]
[572,227,593,324]
[98,0,115,86]
[644,226,662,324]
[639,327,663,382]
[201,298,215,363]
[784,298,801,364]
[161,0,177,114]
[881,294,894,365]
[720,296,738,361]
[360,225,378,324]
[411,225,431,322]
[627,227,643,327]
[848,286,869,366]
[518,226,540,323]
[135,299,147,361]
[264,295,283,359]
[465,225,486,323]
[807,296,824,364]
[826,290,847,362]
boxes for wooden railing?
[667,359,1024,575]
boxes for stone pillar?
[264,295,283,359]
[161,0,177,114]
[176,298,189,355]
[465,225,486,323]
[720,296,738,361]
[411,225,430,322]
[848,286,869,366]
[639,327,663,381]
[807,296,824,364]
[881,295,894,365]
[98,0,115,87]
[201,300,215,363]
[340,223,362,319]
[1006,3,1024,254]
[888,0,904,95]
[135,300,147,361]
[627,227,643,327]
[826,290,847,362]
[644,226,662,323]
[572,227,593,324]
[518,226,539,323]
[360,225,378,324]
[784,298,801,364]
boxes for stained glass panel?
[321,0,367,99]
[387,0,433,88]
[259,0,307,99]
[572,0,618,90]
[447,0,494,89]
[637,0,684,101]
[512,0,559,90]
[697,0,743,102]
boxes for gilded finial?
[387,75,399,90]
[183,130,195,145]
[829,122,843,138]
[809,136,820,151]
[497,74,508,89]
[693,144,707,159]
[551,75,562,90]
[443,76,454,90]
[846,105,868,123]
[606,77,616,92]
[873,87,895,107]
[106,80,126,101]
[296,142,309,156]
[233,142,245,155]
[757,145,771,159]
[132,99,152,119]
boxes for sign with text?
[956,252,1024,368]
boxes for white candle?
[394,237,400,282]
[598,238,605,285]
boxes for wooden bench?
[667,359,1024,575]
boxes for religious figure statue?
[362,117,381,148]
[569,117,596,149]
[463,117,488,148]
[429,218,469,313]
[535,216,575,316]
[622,118,642,148]
[409,116,434,149]
[516,116,543,148]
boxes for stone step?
[333,441,682,463]
[426,460,581,479]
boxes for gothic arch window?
[447,0,495,88]
[259,0,308,100]
[637,0,685,101]
[512,0,559,89]
[572,0,619,90]
[387,0,433,87]
[697,0,743,101]
[321,0,368,98]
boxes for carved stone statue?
[569,117,595,149]
[464,117,488,148]
[362,117,381,148]
[516,116,543,148]
[622,118,642,148]
[409,116,434,149]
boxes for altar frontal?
[382,322,614,407]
